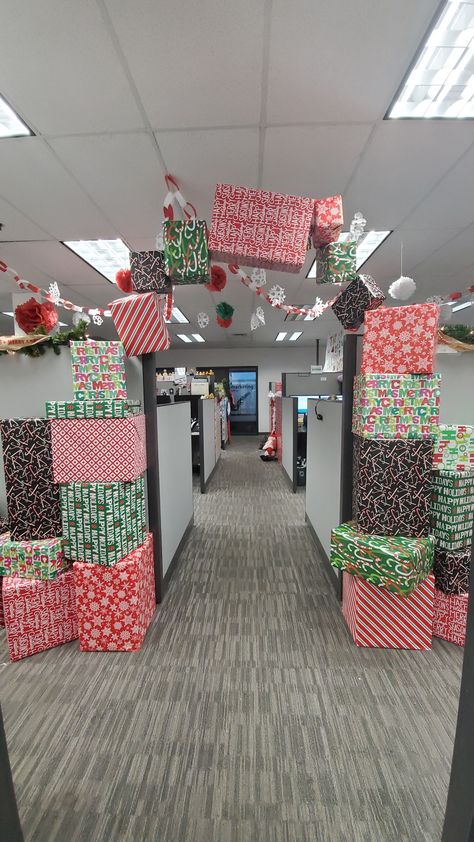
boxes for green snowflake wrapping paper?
[60,476,146,565]
[163,219,210,284]
[315,240,357,285]
[430,469,474,550]
[0,535,66,579]
[330,521,435,596]
[46,400,141,419]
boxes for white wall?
[155,346,318,431]
[437,353,474,424]
[156,402,193,575]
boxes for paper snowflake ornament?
[349,211,367,243]
[256,306,265,324]
[48,281,61,305]
[155,232,164,250]
[92,313,103,326]
[251,306,265,331]
[250,313,259,331]
[251,267,266,285]
[268,285,286,306]
[197,312,210,329]
[426,295,444,305]
[312,296,324,318]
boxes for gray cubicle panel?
[281,396,297,492]
[282,371,341,397]
[198,398,220,493]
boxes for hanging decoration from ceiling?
[216,301,234,328]
[250,306,265,331]
[48,281,61,306]
[205,265,227,292]
[72,311,91,327]
[267,285,286,306]
[349,211,367,243]
[115,268,132,294]
[231,265,336,319]
[15,298,58,335]
[312,297,324,317]
[249,268,267,289]
[388,276,417,301]
[197,312,210,329]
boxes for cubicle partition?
[281,397,297,492]
[198,398,220,493]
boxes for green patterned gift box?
[46,400,141,419]
[330,521,434,596]
[60,476,145,565]
[0,534,66,579]
[430,469,474,550]
[315,240,357,284]
[163,219,210,284]
[353,374,441,439]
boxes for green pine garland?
[0,321,89,358]
[440,324,474,345]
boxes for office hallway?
[0,437,464,842]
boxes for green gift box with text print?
[315,240,357,284]
[430,469,474,550]
[46,400,141,419]
[0,535,66,579]
[163,219,210,284]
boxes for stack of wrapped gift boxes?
[331,303,441,649]
[430,425,474,646]
[48,339,156,651]
[0,418,78,661]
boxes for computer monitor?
[297,396,309,412]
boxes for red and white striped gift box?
[109,292,170,357]
[433,588,468,646]
[342,572,434,649]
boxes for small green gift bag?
[163,219,210,284]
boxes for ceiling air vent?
[231,332,249,337]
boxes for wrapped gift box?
[312,195,343,248]
[0,580,4,628]
[433,589,468,646]
[331,521,434,596]
[315,241,357,285]
[352,374,441,439]
[433,546,471,595]
[361,303,440,374]
[70,340,128,400]
[208,183,314,273]
[130,250,172,293]
[332,274,385,330]
[430,469,474,550]
[51,415,146,482]
[433,424,474,471]
[0,418,62,541]
[0,515,8,533]
[46,399,141,419]
[60,477,145,565]
[342,572,434,649]
[353,436,433,537]
[73,532,155,651]
[0,535,66,579]
[163,219,210,284]
[3,571,78,661]
[109,292,170,357]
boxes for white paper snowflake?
[426,295,444,305]
[349,211,367,243]
[251,267,266,287]
[92,313,103,326]
[155,231,164,250]
[312,296,324,318]
[197,312,210,329]
[250,313,259,331]
[268,285,286,306]
[48,281,61,305]
[251,306,265,331]
[255,306,265,324]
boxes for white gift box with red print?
[208,183,315,273]
[312,195,343,247]
[109,292,170,357]
[2,570,78,661]
[433,588,468,646]
[51,415,146,483]
[73,532,155,652]
[361,304,440,375]
[342,572,434,649]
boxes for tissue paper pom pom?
[388,276,416,301]
[449,291,462,301]
[115,268,132,293]
[15,297,58,335]
[205,265,227,292]
[216,316,232,328]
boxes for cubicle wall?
[281,397,297,492]
[199,398,220,492]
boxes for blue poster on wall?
[229,370,257,418]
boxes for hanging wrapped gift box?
[433,589,468,646]
[51,415,146,483]
[331,521,434,596]
[163,219,210,284]
[342,571,434,650]
[3,570,78,661]
[433,546,471,595]
[332,274,385,329]
[0,418,62,542]
[70,340,128,400]
[430,469,474,550]
[73,533,155,651]
[352,374,441,439]
[130,250,172,293]
[315,240,357,285]
[353,436,433,537]
[0,535,66,580]
[433,424,474,471]
[312,195,343,248]
[109,292,170,357]
[60,476,146,565]
[46,399,141,419]
[208,183,315,273]
[361,303,440,374]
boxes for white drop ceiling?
[0,0,473,347]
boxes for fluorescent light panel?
[165,306,189,324]
[289,331,303,341]
[0,94,32,138]
[275,332,287,342]
[177,334,192,343]
[451,300,473,312]
[387,1,474,119]
[63,239,130,283]
[306,230,391,278]
[192,334,205,343]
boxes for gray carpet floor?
[0,437,464,842]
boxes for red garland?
[205,265,227,292]
[15,297,58,335]
[116,268,132,293]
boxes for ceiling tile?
[0,242,115,297]
[0,197,52,243]
[402,144,474,231]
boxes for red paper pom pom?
[40,300,59,333]
[15,297,58,335]
[116,268,132,293]
[216,316,232,328]
[449,291,462,301]
[469,284,474,293]
[205,265,227,292]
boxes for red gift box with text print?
[433,588,468,646]
[73,533,155,651]
[361,304,440,375]
[51,415,146,482]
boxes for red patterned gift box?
[2,571,78,661]
[312,195,343,247]
[109,292,170,357]
[433,589,468,646]
[73,532,155,652]
[208,183,314,273]
[361,304,440,374]
[0,579,4,628]
[51,415,146,482]
[342,572,434,649]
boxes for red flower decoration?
[40,300,59,333]
[15,297,58,335]
[116,268,132,293]
[205,265,227,292]
[449,291,462,301]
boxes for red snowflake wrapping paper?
[73,532,155,651]
[109,292,170,357]
[342,572,434,649]
[2,570,78,661]
[433,588,468,646]
[0,578,4,627]
[361,304,440,374]
[312,195,343,247]
[51,415,146,482]
[208,183,315,273]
